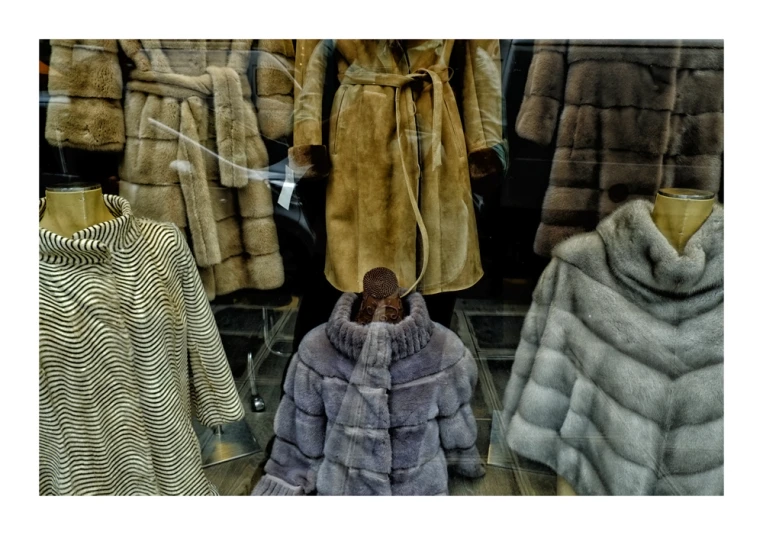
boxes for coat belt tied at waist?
[340,64,452,295]
[126,66,254,267]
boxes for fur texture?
[499,199,724,495]
[292,40,506,294]
[256,40,295,139]
[45,39,290,299]
[252,292,485,496]
[46,40,125,149]
[39,195,244,495]
[516,40,724,256]
[288,144,330,179]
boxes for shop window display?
[38,39,724,496]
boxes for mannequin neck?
[651,188,715,254]
[40,185,115,238]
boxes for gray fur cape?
[499,199,724,495]
[253,292,485,496]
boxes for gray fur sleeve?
[252,353,325,496]
[438,348,486,479]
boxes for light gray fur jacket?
[253,292,485,496]
[500,199,723,495]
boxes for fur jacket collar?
[560,199,724,311]
[500,199,724,495]
[253,292,484,496]
[325,291,435,364]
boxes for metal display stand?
[487,410,512,468]
[197,419,262,468]
[194,305,294,467]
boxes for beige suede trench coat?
[45,39,295,300]
[289,40,507,295]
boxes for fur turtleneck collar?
[555,199,724,299]
[39,195,141,264]
[326,292,435,364]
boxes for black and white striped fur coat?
[39,195,244,495]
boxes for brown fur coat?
[45,39,294,299]
[516,40,723,256]
[290,40,507,294]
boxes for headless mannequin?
[651,188,715,253]
[556,187,716,496]
[40,183,114,238]
[355,268,405,325]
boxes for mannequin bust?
[556,187,717,496]
[355,267,405,325]
[651,188,715,253]
[40,183,115,238]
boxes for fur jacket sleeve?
[514,40,566,146]
[255,39,295,140]
[45,39,126,150]
[252,350,326,496]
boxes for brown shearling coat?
[516,40,724,256]
[290,40,507,295]
[45,39,295,299]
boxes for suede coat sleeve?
[45,39,126,151]
[515,40,568,147]
[288,39,333,179]
[462,39,508,179]
[253,352,327,496]
[176,227,245,428]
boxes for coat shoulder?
[293,324,347,379]
[551,230,609,282]
[134,218,186,251]
[430,325,471,367]
[394,325,473,382]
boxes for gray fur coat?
[253,292,485,496]
[500,199,724,495]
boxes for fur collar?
[556,199,723,298]
[39,195,141,264]
[326,292,434,363]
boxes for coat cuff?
[468,142,508,180]
[515,94,560,146]
[448,446,487,479]
[288,144,330,180]
[251,475,305,496]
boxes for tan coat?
[45,39,295,299]
[516,40,724,256]
[290,40,507,295]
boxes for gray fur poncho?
[500,199,724,495]
[253,292,485,496]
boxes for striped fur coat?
[253,292,485,496]
[500,199,724,495]
[39,195,244,495]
